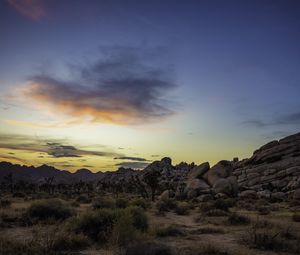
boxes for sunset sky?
[0,0,299,172]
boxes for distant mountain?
[0,162,105,183]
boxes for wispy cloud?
[22,46,177,125]
[116,161,149,169]
[0,134,122,158]
[7,0,46,20]
[114,156,149,162]
[242,111,300,127]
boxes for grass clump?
[292,212,300,222]
[227,212,250,225]
[154,225,185,237]
[0,199,11,208]
[130,198,149,210]
[76,195,91,204]
[115,198,128,208]
[124,241,173,255]
[174,202,190,215]
[92,197,115,209]
[26,199,73,222]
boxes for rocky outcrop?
[233,132,300,198]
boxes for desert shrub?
[76,195,91,204]
[110,211,137,246]
[154,225,185,237]
[71,201,80,207]
[70,209,116,242]
[292,212,300,222]
[175,202,190,215]
[125,241,173,255]
[180,243,229,255]
[71,207,148,243]
[116,198,128,208]
[52,233,90,251]
[130,198,149,210]
[26,199,73,222]
[257,206,271,215]
[202,208,228,217]
[191,227,224,234]
[213,198,234,212]
[92,197,115,209]
[242,220,300,253]
[156,198,177,214]
[126,206,148,232]
[0,237,42,255]
[13,192,26,198]
[0,199,11,208]
[227,213,250,225]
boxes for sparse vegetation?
[227,212,250,225]
[26,199,73,222]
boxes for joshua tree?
[143,169,161,201]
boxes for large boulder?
[206,160,233,186]
[187,162,210,179]
[186,178,210,192]
[293,188,300,200]
[212,176,238,196]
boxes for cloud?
[114,156,149,162]
[116,161,149,169]
[0,133,122,158]
[242,111,300,128]
[22,47,177,125]
[7,0,46,20]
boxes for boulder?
[272,192,285,200]
[206,160,233,186]
[239,190,257,199]
[197,194,213,202]
[293,188,300,200]
[257,190,271,199]
[213,178,231,195]
[188,162,210,179]
[186,178,210,192]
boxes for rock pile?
[232,132,300,199]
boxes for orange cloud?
[7,0,46,20]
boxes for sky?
[0,0,299,172]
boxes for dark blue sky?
[0,0,299,170]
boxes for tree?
[143,169,161,201]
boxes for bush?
[180,243,229,255]
[156,198,177,214]
[125,241,173,255]
[242,220,300,252]
[13,192,26,198]
[130,198,149,210]
[213,199,234,212]
[292,212,300,222]
[71,207,148,243]
[175,202,190,215]
[0,199,11,208]
[126,206,148,232]
[227,213,250,225]
[70,209,116,242]
[76,195,91,204]
[110,211,137,246]
[0,237,42,255]
[52,233,90,251]
[116,198,128,208]
[92,197,115,209]
[154,225,185,237]
[27,199,73,222]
